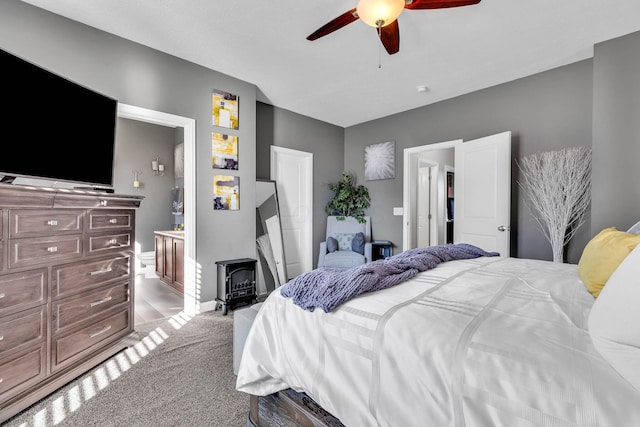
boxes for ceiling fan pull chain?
[378,27,382,69]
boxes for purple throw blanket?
[280,243,499,312]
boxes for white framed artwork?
[364,140,395,180]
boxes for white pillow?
[628,220,640,234]
[588,243,640,391]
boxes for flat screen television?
[1,47,118,188]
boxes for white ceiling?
[21,0,640,128]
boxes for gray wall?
[0,0,257,304]
[256,102,344,265]
[344,60,594,263]
[592,31,640,234]
[113,118,177,255]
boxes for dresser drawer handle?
[109,218,118,224]
[89,296,113,308]
[47,246,58,253]
[100,200,108,207]
[47,220,59,226]
[90,267,113,276]
[89,325,112,339]
[108,239,119,245]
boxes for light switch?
[393,207,403,216]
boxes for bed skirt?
[246,389,345,427]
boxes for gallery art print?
[364,140,395,180]
[213,174,240,210]
[212,89,239,130]
[212,133,238,170]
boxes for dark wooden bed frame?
[247,389,345,427]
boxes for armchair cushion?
[335,233,356,251]
[323,250,366,269]
[327,236,339,253]
[352,232,365,255]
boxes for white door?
[454,131,511,256]
[417,164,439,247]
[271,146,313,278]
[417,165,431,247]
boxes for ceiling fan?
[306,0,481,55]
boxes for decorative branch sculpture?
[517,146,592,263]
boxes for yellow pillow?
[578,227,640,297]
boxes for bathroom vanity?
[154,231,184,294]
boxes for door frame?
[117,103,198,316]
[403,139,461,251]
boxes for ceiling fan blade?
[405,0,481,10]
[379,20,400,55]
[307,9,359,41]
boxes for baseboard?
[199,300,219,313]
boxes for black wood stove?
[215,258,257,315]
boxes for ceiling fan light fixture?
[356,0,405,28]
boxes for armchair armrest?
[318,241,328,269]
[364,242,372,263]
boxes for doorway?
[403,140,460,251]
[403,132,512,256]
[117,103,197,317]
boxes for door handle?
[497,225,510,232]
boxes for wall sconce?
[133,170,142,189]
[151,157,165,176]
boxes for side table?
[371,240,392,261]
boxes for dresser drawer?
[0,306,46,355]
[87,209,133,232]
[0,269,47,316]
[52,282,130,333]
[54,194,141,209]
[9,235,82,269]
[86,232,132,255]
[51,254,131,299]
[52,309,130,371]
[9,209,83,238]
[0,344,46,401]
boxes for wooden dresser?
[0,183,142,423]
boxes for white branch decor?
[257,234,280,287]
[517,146,592,263]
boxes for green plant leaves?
[325,171,371,223]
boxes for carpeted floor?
[3,310,249,427]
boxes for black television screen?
[1,48,117,188]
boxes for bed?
[236,232,640,427]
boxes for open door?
[454,132,511,256]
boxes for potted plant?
[325,171,371,223]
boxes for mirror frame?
[255,179,288,294]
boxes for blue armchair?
[317,216,372,269]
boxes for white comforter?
[236,256,640,426]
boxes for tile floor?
[134,272,183,325]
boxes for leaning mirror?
[255,179,287,295]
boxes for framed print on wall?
[364,140,395,180]
[212,133,238,170]
[213,174,240,210]
[212,89,239,129]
